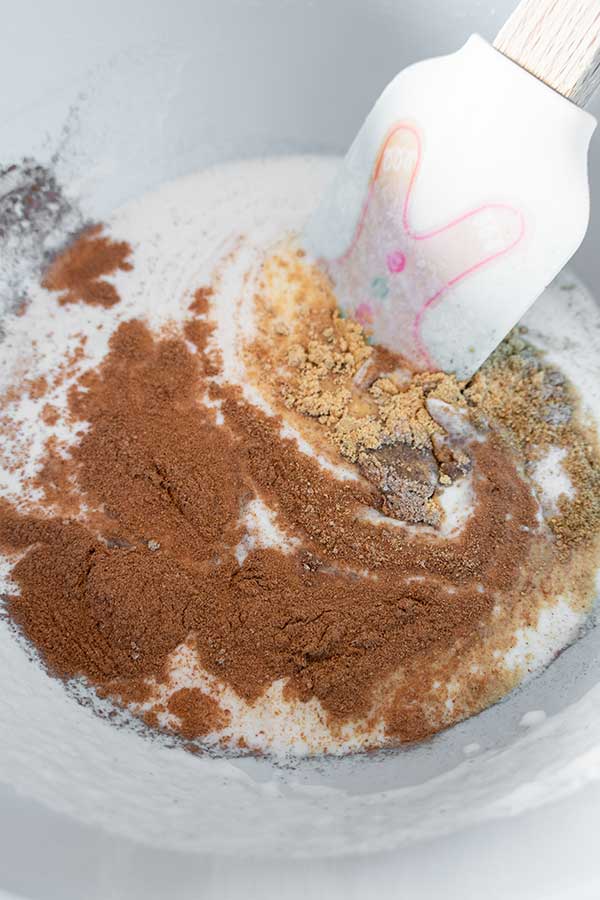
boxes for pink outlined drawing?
[330,122,526,368]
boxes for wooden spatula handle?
[495,0,600,106]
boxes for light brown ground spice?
[247,248,472,525]
[249,246,600,550]
[466,331,600,550]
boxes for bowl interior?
[1,0,600,871]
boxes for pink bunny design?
[329,122,525,369]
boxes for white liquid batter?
[1,156,599,759]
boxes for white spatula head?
[304,2,600,380]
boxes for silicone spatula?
[303,0,600,379]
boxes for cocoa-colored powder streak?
[0,310,539,741]
[42,224,132,307]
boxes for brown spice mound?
[168,688,230,740]
[248,246,600,546]
[0,315,544,743]
[247,248,469,525]
[69,320,247,567]
[42,224,132,307]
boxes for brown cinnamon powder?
[247,248,469,525]
[0,314,543,742]
[42,224,132,307]
[1,234,599,751]
[188,286,213,315]
[168,688,230,740]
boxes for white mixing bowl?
[1,0,600,896]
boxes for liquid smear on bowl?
[0,156,599,758]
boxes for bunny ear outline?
[335,122,526,366]
[338,123,421,264]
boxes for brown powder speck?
[167,687,229,740]
[184,318,222,376]
[27,376,47,400]
[143,709,160,730]
[42,224,133,308]
[34,437,78,513]
[189,286,213,315]
[247,245,467,524]
[41,404,59,426]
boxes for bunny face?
[328,123,525,371]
